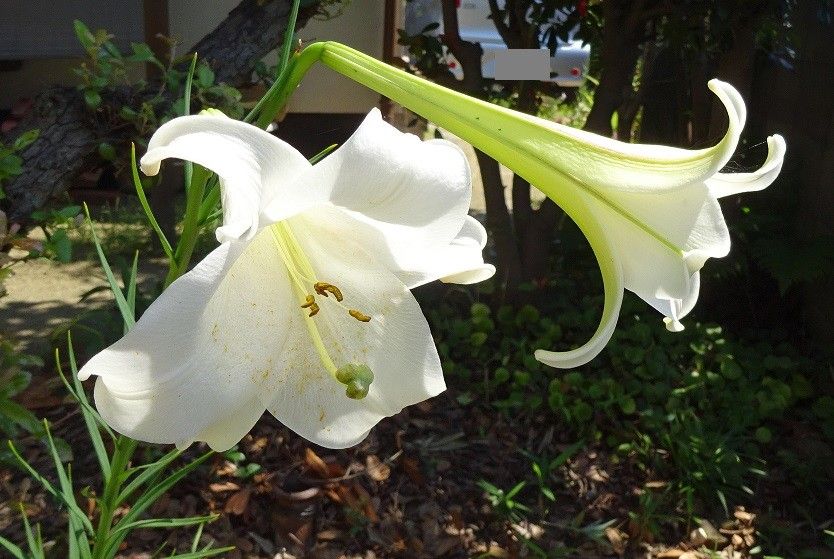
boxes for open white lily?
[291,43,786,368]
[78,108,494,451]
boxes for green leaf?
[48,229,72,262]
[130,146,175,262]
[506,480,526,500]
[116,448,182,506]
[184,54,198,116]
[308,143,338,164]
[73,20,95,51]
[12,129,39,152]
[19,505,45,559]
[56,338,113,479]
[83,204,136,329]
[109,514,219,538]
[98,142,117,161]
[83,89,102,109]
[197,64,215,88]
[6,441,94,535]
[0,396,43,434]
[129,42,155,62]
[107,452,213,557]
[0,534,26,559]
[164,547,236,559]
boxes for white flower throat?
[269,221,374,399]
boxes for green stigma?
[335,363,374,400]
[198,107,227,118]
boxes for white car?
[403,0,590,87]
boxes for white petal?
[587,182,730,304]
[80,242,269,451]
[531,79,745,197]
[256,214,446,448]
[707,134,787,198]
[140,115,312,242]
[271,108,472,250]
[535,202,624,368]
[299,206,493,288]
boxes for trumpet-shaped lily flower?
[300,42,786,368]
[78,109,494,450]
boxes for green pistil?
[335,363,374,400]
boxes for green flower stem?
[92,436,137,559]
[164,164,211,287]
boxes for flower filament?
[269,222,374,399]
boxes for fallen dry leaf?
[209,481,240,493]
[303,448,331,478]
[365,455,391,482]
[605,526,628,556]
[224,487,252,515]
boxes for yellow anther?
[300,295,320,317]
[349,309,371,323]
[314,282,344,302]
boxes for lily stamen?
[349,309,371,322]
[314,282,344,301]
[300,294,320,317]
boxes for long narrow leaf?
[67,332,114,438]
[43,421,98,547]
[308,143,338,164]
[183,54,198,201]
[108,514,218,540]
[276,0,301,79]
[6,442,94,534]
[190,521,205,553]
[116,448,183,506]
[83,204,136,329]
[107,452,213,557]
[130,146,175,262]
[56,344,112,479]
[0,535,25,559]
[126,250,139,319]
[19,505,45,559]
[165,546,236,559]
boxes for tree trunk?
[2,0,321,221]
[582,1,644,135]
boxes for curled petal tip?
[664,317,685,333]
[139,156,161,177]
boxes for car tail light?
[456,0,461,7]
[570,67,581,77]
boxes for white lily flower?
[296,44,786,368]
[530,81,786,368]
[78,109,495,450]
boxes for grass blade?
[116,448,183,506]
[130,145,175,262]
[19,504,45,559]
[0,535,25,559]
[165,546,236,559]
[108,514,219,540]
[308,143,338,164]
[83,204,136,329]
[6,441,94,535]
[107,452,213,557]
[56,343,112,479]
[126,250,139,319]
